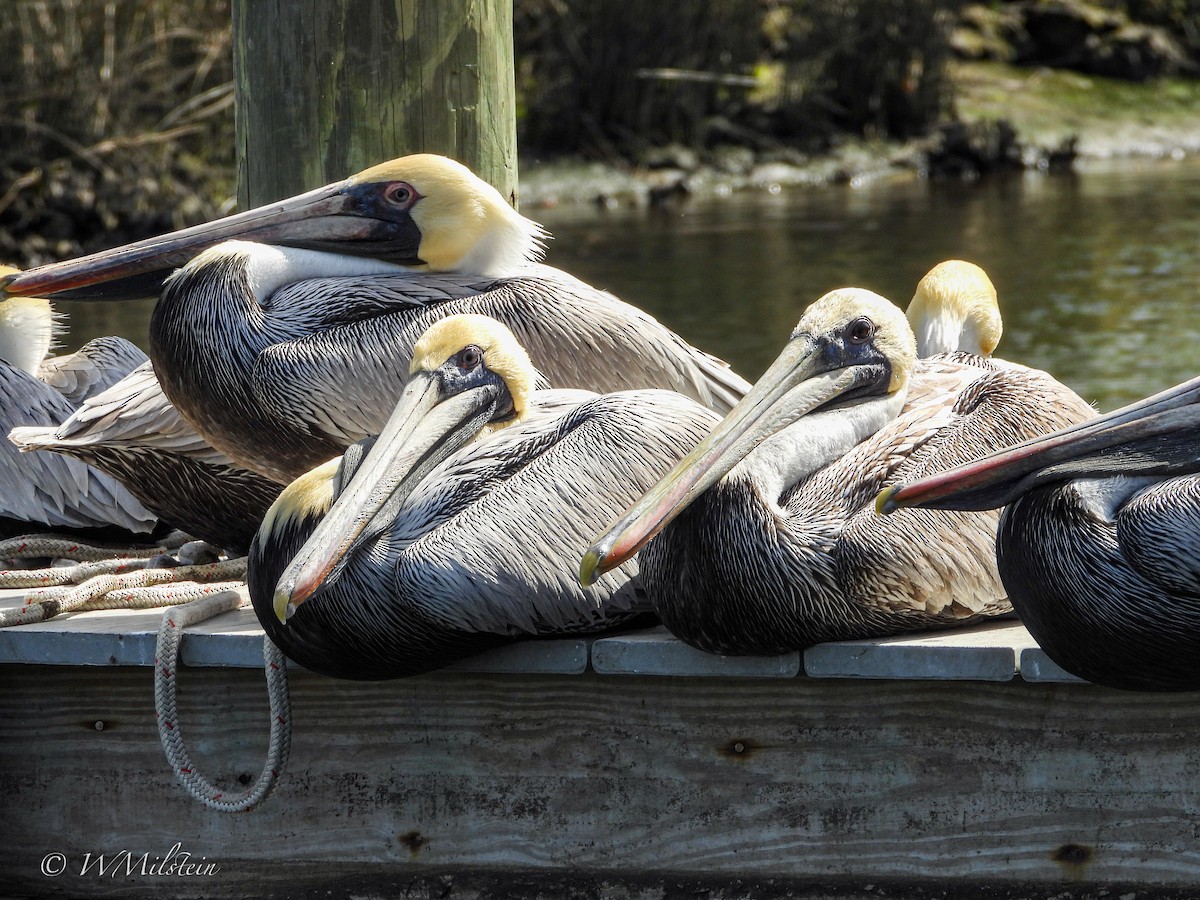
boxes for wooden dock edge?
[3,652,1200,896]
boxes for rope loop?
[154,589,292,813]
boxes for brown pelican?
[906,259,1001,358]
[248,314,719,679]
[580,288,1095,655]
[2,154,749,485]
[10,361,281,552]
[878,375,1200,691]
[0,270,157,537]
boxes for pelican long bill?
[580,332,884,587]
[271,371,502,623]
[1,178,426,303]
[878,373,1200,515]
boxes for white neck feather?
[0,298,57,374]
[1072,475,1162,523]
[733,388,909,502]
[186,242,416,305]
[914,310,968,357]
[455,209,548,277]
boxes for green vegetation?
[514,0,954,156]
[954,60,1200,148]
[1,0,235,264]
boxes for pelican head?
[352,155,545,273]
[906,259,1001,357]
[877,375,1200,515]
[1,154,547,302]
[265,314,537,623]
[580,287,914,586]
[0,264,56,375]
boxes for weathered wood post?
[231,0,517,208]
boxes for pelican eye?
[846,317,875,345]
[384,182,417,207]
[456,345,484,371]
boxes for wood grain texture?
[232,0,518,207]
[4,663,1200,894]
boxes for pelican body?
[11,361,281,552]
[879,375,1200,691]
[249,315,718,679]
[2,155,748,485]
[582,288,1095,655]
[0,268,157,538]
[35,334,149,406]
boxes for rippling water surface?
[535,156,1200,412]
[60,156,1200,412]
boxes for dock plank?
[6,586,1198,893]
[5,664,1200,895]
[590,625,801,677]
[803,620,1023,682]
[0,588,1092,683]
[0,590,591,675]
[1019,648,1090,684]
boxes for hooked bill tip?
[273,588,299,624]
[578,546,605,589]
[875,484,903,516]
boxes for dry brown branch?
[0,168,44,219]
[0,117,115,176]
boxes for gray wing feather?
[37,336,149,405]
[1,365,157,532]
[249,267,748,446]
[12,361,230,464]
[12,361,281,550]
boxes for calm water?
[59,156,1200,412]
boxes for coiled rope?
[0,535,292,812]
[1,557,249,626]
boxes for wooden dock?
[4,587,1200,898]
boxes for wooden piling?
[231,0,518,207]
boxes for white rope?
[0,533,167,563]
[74,581,247,611]
[0,555,165,590]
[0,538,291,813]
[0,531,223,591]
[1,558,249,627]
[0,530,193,560]
[154,589,291,813]
[0,536,162,590]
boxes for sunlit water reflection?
[534,156,1200,412]
[57,156,1200,412]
